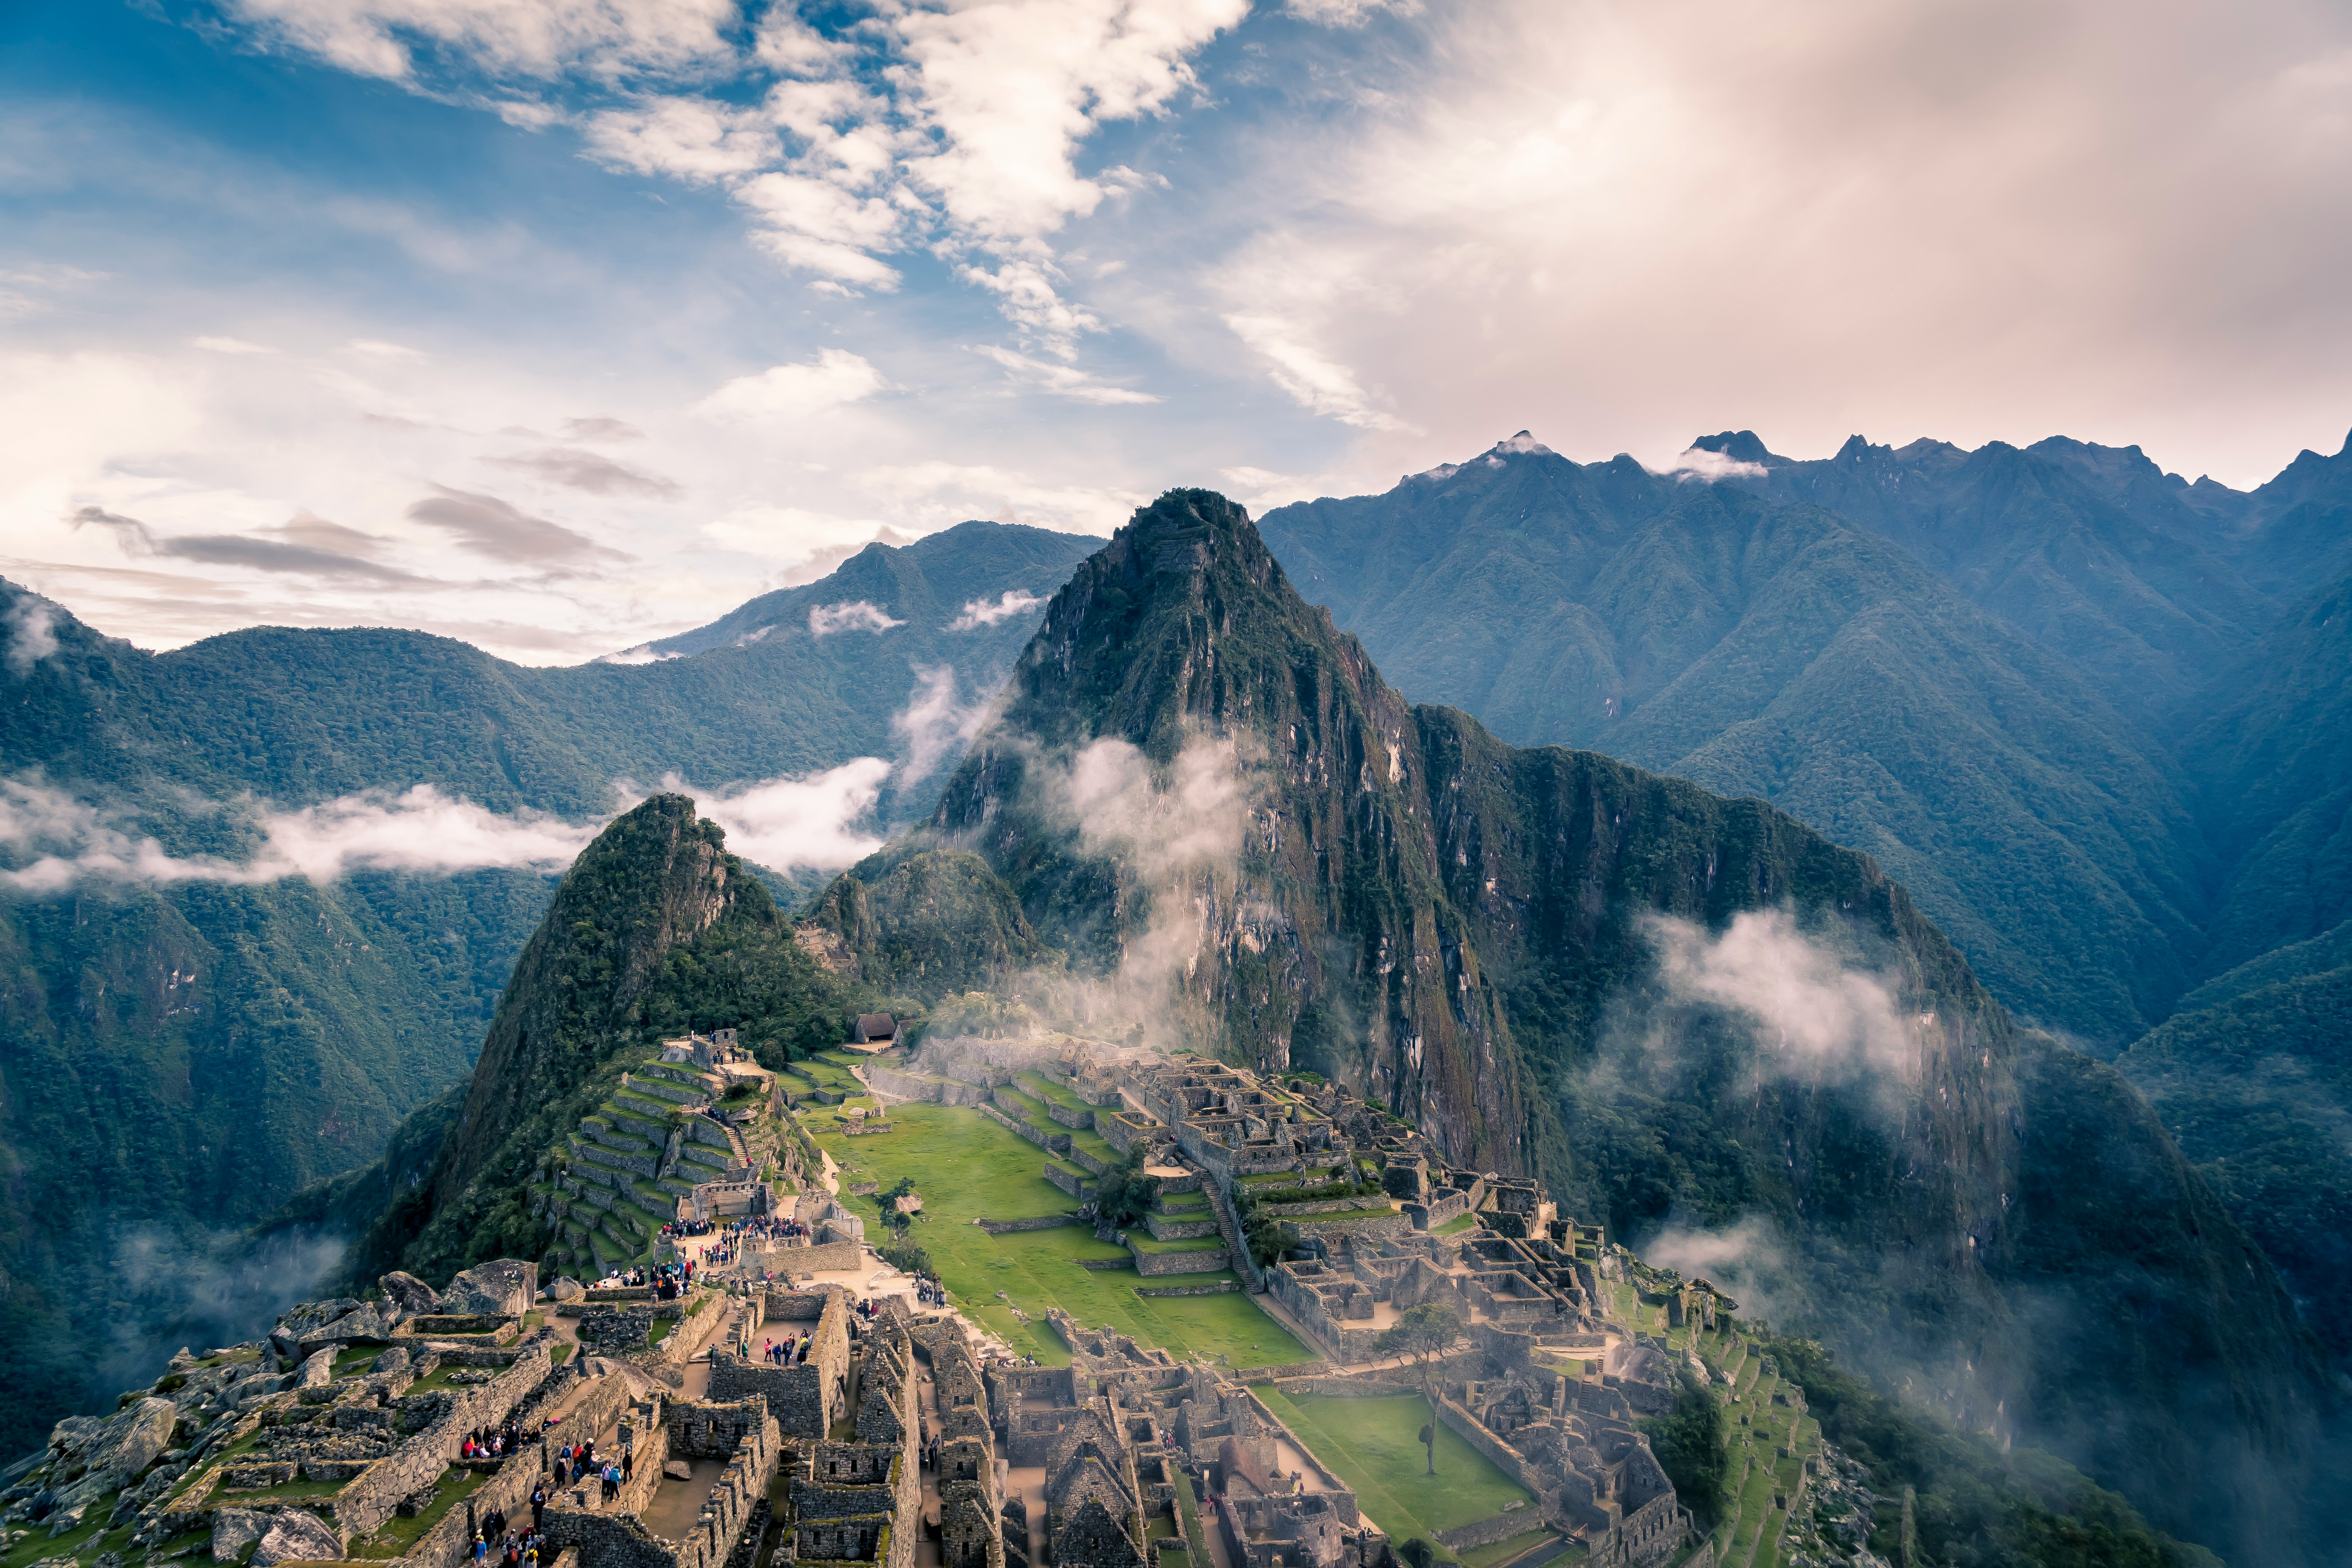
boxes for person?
[531,1484,546,1534]
[472,1534,487,1563]
[622,1449,633,1483]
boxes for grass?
[805,1103,1311,1367]
[1457,1529,1555,1568]
[1254,1390,1531,1547]
[332,1343,384,1377]
[1014,1071,1094,1112]
[649,1319,674,1347]
[350,1467,486,1559]
[1433,1213,1480,1236]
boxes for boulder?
[251,1508,343,1566]
[45,1416,101,1461]
[546,1278,586,1303]
[297,1306,386,1357]
[296,1349,337,1389]
[663,1460,693,1481]
[370,1346,411,1377]
[46,1398,175,1520]
[276,1299,362,1340]
[441,1259,536,1318]
[378,1272,442,1315]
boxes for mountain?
[1255,441,2208,1044]
[0,518,1094,1453]
[828,489,2330,1562]
[2178,569,2352,979]
[1693,430,2278,713]
[282,793,879,1288]
[2224,429,2352,596]
[2,519,1095,821]
[2114,920,2352,1360]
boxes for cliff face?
[870,490,2328,1562]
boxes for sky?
[4,0,2350,664]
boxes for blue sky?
[4,0,2349,661]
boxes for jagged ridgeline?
[282,794,887,1285]
[808,490,2332,1564]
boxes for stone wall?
[1433,1511,1535,1552]
[1129,1245,1229,1276]
[707,1293,849,1437]
[667,1397,769,1459]
[1134,1281,1241,1297]
[1290,1213,1411,1243]
[976,1216,1074,1235]
[332,1342,554,1541]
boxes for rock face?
[250,1508,342,1566]
[211,1507,272,1564]
[442,1259,537,1317]
[45,1397,177,1531]
[377,1271,441,1314]
[296,1305,385,1355]
[295,1348,336,1388]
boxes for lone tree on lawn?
[1374,1301,1463,1474]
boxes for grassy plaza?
[799,1098,1314,1369]
[1253,1388,1533,1548]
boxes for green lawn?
[807,1103,1311,1367]
[1432,1213,1479,1236]
[1255,1390,1532,1549]
[1456,1528,1553,1568]
[1014,1071,1094,1112]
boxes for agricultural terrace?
[793,1098,1314,1369]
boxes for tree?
[1374,1301,1463,1474]
[1093,1149,1153,1229]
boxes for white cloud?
[948,589,1045,630]
[859,460,1140,535]
[595,642,682,665]
[1646,910,1920,1084]
[582,98,778,182]
[1649,446,1767,482]
[1223,312,1407,430]
[0,779,598,892]
[220,0,735,83]
[973,345,1159,404]
[1285,0,1416,22]
[5,599,61,677]
[892,665,991,784]
[691,758,891,871]
[808,599,905,637]
[346,337,425,359]
[693,349,886,422]
[191,336,275,354]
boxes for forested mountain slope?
[2,519,1093,820]
[828,489,2328,1563]
[1256,442,2206,1043]
[284,794,880,1288]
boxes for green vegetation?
[808,1103,1308,1366]
[350,1467,486,1559]
[1255,1389,1530,1544]
[1756,1334,2221,1568]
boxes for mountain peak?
[1690,428,1788,467]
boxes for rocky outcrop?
[44,1397,177,1531]
[442,1259,536,1317]
[250,1507,342,1565]
[377,1271,441,1314]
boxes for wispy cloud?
[407,485,631,566]
[693,350,886,422]
[948,589,1044,630]
[808,599,905,637]
[489,446,682,497]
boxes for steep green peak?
[1689,428,1789,467]
[996,486,1366,759]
